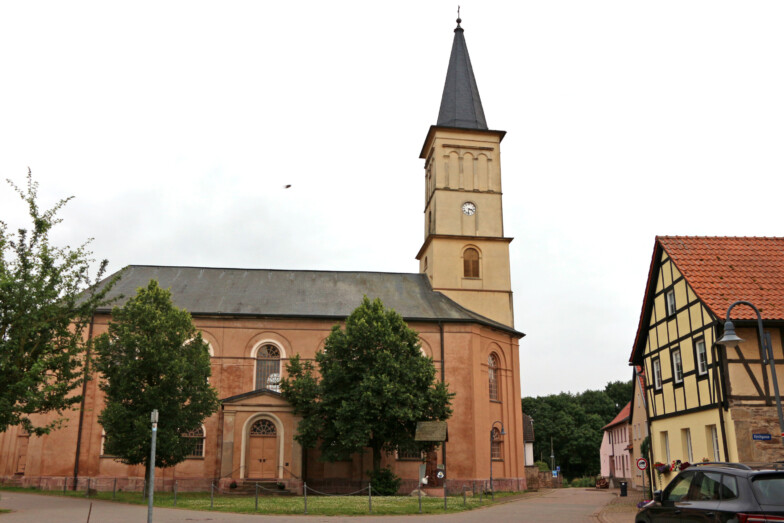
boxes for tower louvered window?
[464,248,480,278]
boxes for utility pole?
[550,437,555,471]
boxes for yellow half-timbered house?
[629,236,784,489]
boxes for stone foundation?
[730,405,784,463]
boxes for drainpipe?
[72,315,95,489]
[439,321,446,476]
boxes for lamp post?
[716,300,784,448]
[490,421,505,501]
[148,409,159,523]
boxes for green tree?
[94,280,219,488]
[523,381,630,478]
[604,380,634,411]
[0,170,114,435]
[281,296,453,475]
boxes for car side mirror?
[654,490,662,502]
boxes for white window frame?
[666,289,677,315]
[663,431,670,463]
[711,425,720,461]
[683,428,693,462]
[653,358,662,390]
[672,349,683,384]
[696,339,708,375]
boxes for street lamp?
[716,300,784,448]
[490,420,505,501]
[148,409,159,523]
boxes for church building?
[0,18,527,493]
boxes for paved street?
[0,488,621,522]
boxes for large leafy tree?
[93,280,219,487]
[0,170,113,435]
[522,380,631,478]
[281,296,453,473]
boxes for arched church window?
[491,427,503,460]
[183,426,205,457]
[464,248,480,278]
[250,419,277,437]
[255,344,281,392]
[488,353,500,401]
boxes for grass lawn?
[0,486,523,516]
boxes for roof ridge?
[122,264,429,277]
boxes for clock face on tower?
[461,202,476,216]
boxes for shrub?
[368,466,401,496]
[534,460,550,472]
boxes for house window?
[709,425,720,461]
[672,349,683,384]
[491,427,503,460]
[488,353,500,401]
[682,428,693,463]
[696,339,708,375]
[183,426,205,458]
[397,448,423,461]
[463,248,480,278]
[666,289,677,315]
[255,344,281,392]
[653,358,662,390]
[662,431,670,463]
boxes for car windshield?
[751,474,784,505]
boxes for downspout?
[72,315,95,489]
[439,321,446,474]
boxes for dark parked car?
[636,462,784,522]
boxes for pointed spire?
[436,15,488,130]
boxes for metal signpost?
[636,457,648,498]
[148,409,158,523]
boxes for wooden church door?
[247,419,278,478]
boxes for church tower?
[417,17,514,327]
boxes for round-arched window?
[488,353,500,401]
[464,248,480,278]
[255,344,281,392]
[250,419,277,437]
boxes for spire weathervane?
[456,6,462,27]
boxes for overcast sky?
[2,1,784,398]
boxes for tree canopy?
[522,379,632,478]
[281,296,453,474]
[0,170,114,435]
[93,280,219,483]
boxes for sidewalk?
[596,487,645,523]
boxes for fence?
[0,476,522,515]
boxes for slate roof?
[659,236,784,321]
[436,18,488,130]
[96,265,522,336]
[602,401,631,431]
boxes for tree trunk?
[372,443,382,475]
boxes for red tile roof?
[659,236,784,321]
[602,401,631,431]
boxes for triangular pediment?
[221,389,290,407]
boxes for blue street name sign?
[752,434,772,441]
